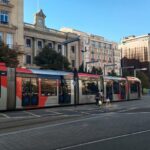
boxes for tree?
[90,66,103,75]
[0,43,19,67]
[34,46,70,70]
[137,72,150,89]
[78,63,84,73]
[108,69,117,76]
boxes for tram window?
[82,80,98,95]
[130,83,138,93]
[59,80,71,96]
[22,78,30,93]
[113,81,119,94]
[41,79,57,96]
[31,79,38,93]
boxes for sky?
[24,0,150,42]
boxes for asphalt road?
[0,96,150,150]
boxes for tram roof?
[29,69,73,76]
[104,76,126,81]
[127,76,141,82]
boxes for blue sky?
[24,0,150,42]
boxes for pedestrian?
[95,91,100,105]
[99,90,104,105]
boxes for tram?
[0,63,142,111]
[103,76,141,102]
[0,64,102,110]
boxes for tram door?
[22,78,39,107]
[120,81,126,100]
[106,82,113,101]
[59,77,71,104]
[137,82,141,98]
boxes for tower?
[34,9,46,28]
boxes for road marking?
[23,111,40,117]
[121,112,150,115]
[0,113,10,119]
[57,129,150,150]
[45,110,63,115]
[0,113,112,137]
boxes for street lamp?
[134,68,147,77]
[104,64,116,76]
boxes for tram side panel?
[78,79,100,104]
[16,77,59,109]
[0,75,7,110]
[104,77,128,102]
[128,80,141,100]
[16,76,74,109]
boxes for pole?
[134,69,136,77]
[120,68,122,76]
[104,64,105,76]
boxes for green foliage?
[0,43,19,67]
[34,46,70,70]
[137,72,150,89]
[78,63,85,73]
[108,70,118,76]
[90,66,103,75]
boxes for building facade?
[0,0,80,69]
[0,0,24,62]
[24,10,80,69]
[119,35,150,75]
[61,28,120,75]
[0,0,120,74]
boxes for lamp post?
[134,68,147,77]
[104,64,117,76]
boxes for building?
[0,0,80,69]
[61,28,120,75]
[24,10,80,69]
[0,0,120,73]
[119,35,150,75]
[0,0,24,63]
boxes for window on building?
[58,44,62,52]
[0,0,9,4]
[48,43,53,49]
[0,10,9,24]
[72,60,75,68]
[38,40,43,49]
[26,55,31,64]
[41,79,57,96]
[71,46,75,53]
[6,33,13,48]
[26,39,31,47]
